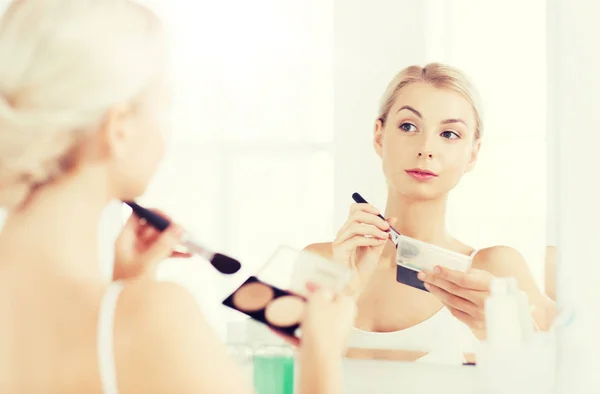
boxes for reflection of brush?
[123,201,241,275]
[352,192,429,292]
[351,192,401,245]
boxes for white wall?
[550,0,600,391]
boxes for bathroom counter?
[341,359,482,394]
[228,320,484,394]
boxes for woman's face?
[374,82,480,201]
[104,75,172,201]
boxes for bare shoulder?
[471,245,528,276]
[471,245,556,329]
[303,242,334,259]
[113,279,253,394]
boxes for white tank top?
[347,249,481,365]
[348,307,479,364]
[97,281,124,394]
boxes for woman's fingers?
[337,208,390,235]
[336,223,389,244]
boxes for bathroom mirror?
[95,0,554,378]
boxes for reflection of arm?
[473,246,557,333]
[545,246,556,301]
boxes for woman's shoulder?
[470,245,528,275]
[115,279,203,335]
[111,279,253,393]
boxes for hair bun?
[0,97,81,210]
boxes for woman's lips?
[405,169,438,181]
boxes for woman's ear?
[373,118,385,158]
[98,104,136,160]
[465,139,482,173]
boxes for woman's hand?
[113,208,191,281]
[296,288,357,394]
[273,284,356,351]
[332,203,396,296]
[300,289,357,356]
[418,266,494,336]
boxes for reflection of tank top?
[347,249,481,365]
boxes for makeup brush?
[353,192,428,291]
[123,201,242,275]
[351,192,401,244]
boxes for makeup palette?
[222,245,352,337]
[223,276,306,337]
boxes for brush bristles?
[211,253,241,274]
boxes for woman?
[0,1,354,393]
[304,63,556,364]
[545,245,557,300]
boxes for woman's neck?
[0,171,112,281]
[384,189,450,244]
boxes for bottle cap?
[505,277,519,294]
[489,277,509,296]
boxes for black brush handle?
[352,192,387,221]
[124,201,171,231]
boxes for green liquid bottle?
[253,345,295,394]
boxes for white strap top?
[348,307,479,365]
[347,249,481,365]
[97,282,124,394]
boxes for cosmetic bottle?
[253,344,295,394]
[506,278,535,340]
[479,278,557,394]
[484,277,523,345]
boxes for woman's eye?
[441,130,460,139]
[399,123,417,132]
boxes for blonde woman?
[305,63,556,364]
[0,1,354,393]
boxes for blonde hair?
[0,0,166,210]
[377,63,484,139]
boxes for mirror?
[92,0,556,387]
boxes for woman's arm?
[111,214,353,394]
[116,281,355,394]
[544,245,556,301]
[474,246,556,331]
[296,290,355,394]
[420,246,556,339]
[298,345,343,394]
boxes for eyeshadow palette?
[221,245,352,338]
[223,276,306,337]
